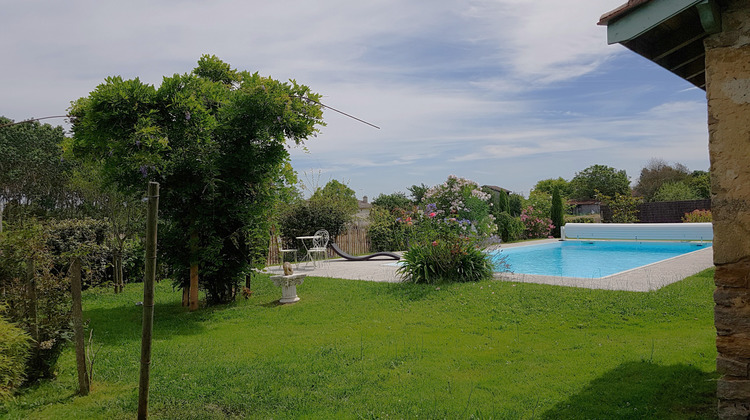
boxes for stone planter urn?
[270,274,306,303]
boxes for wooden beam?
[607,0,703,44]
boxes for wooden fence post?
[137,182,159,420]
[71,257,90,396]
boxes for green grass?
[2,269,718,419]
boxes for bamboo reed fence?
[266,222,371,266]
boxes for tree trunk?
[26,258,38,342]
[71,258,90,396]
[138,182,159,420]
[113,252,120,294]
[182,284,189,307]
[188,231,199,311]
[189,263,198,311]
[116,251,124,293]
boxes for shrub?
[367,207,413,252]
[683,209,712,223]
[597,191,641,223]
[280,199,354,246]
[0,220,73,382]
[44,218,112,288]
[495,212,524,242]
[566,215,598,224]
[550,188,564,238]
[397,236,493,284]
[0,305,31,400]
[653,181,699,202]
[520,206,553,239]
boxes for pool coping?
[264,239,714,292]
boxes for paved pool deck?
[264,239,715,292]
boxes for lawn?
[2,269,718,419]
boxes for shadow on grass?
[84,300,209,346]
[541,361,718,420]
[379,281,439,302]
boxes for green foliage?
[0,305,31,400]
[688,170,711,199]
[494,211,525,242]
[533,177,571,198]
[683,209,712,223]
[310,179,358,216]
[371,192,412,212]
[407,183,429,204]
[0,117,72,223]
[550,188,564,238]
[69,56,325,305]
[565,215,598,224]
[570,164,630,200]
[508,193,524,217]
[525,190,552,218]
[597,192,642,223]
[280,199,352,242]
[367,207,412,252]
[634,159,691,202]
[652,181,699,202]
[397,237,493,284]
[0,220,72,382]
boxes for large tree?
[633,158,691,202]
[0,117,72,228]
[532,177,571,198]
[569,164,630,200]
[69,55,324,306]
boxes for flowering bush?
[397,175,501,283]
[520,206,554,239]
[421,175,496,238]
[682,209,712,223]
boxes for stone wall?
[705,1,750,418]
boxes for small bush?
[0,306,31,400]
[683,209,712,223]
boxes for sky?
[0,0,710,200]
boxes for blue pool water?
[488,241,711,278]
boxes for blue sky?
[0,0,709,199]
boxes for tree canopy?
[0,117,72,224]
[68,55,325,305]
[634,159,691,202]
[569,164,630,200]
[532,177,571,198]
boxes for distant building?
[354,195,372,224]
[567,200,600,216]
[482,185,511,196]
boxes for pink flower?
[432,240,438,246]
[429,212,437,218]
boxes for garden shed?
[598,1,750,417]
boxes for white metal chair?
[277,236,298,267]
[306,229,329,266]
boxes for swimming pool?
[488,241,711,278]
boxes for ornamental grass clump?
[397,176,499,284]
